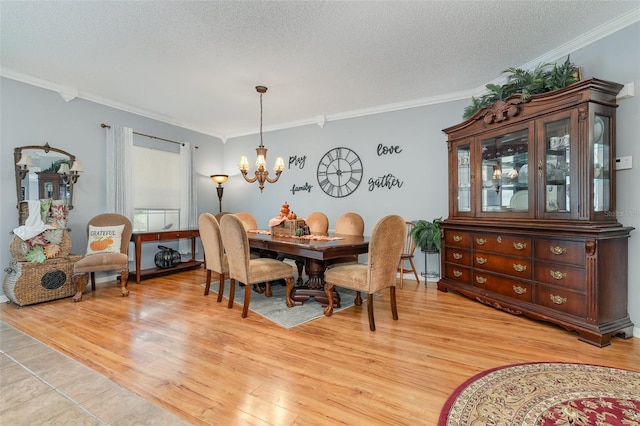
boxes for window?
[132,144,180,232]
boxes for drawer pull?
[513,242,527,250]
[475,276,487,284]
[453,253,463,260]
[550,246,567,255]
[476,257,487,265]
[453,270,463,278]
[453,235,463,242]
[513,285,527,295]
[497,236,502,243]
[476,238,486,245]
[550,294,567,305]
[512,263,527,272]
[550,270,567,280]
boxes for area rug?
[439,362,640,426]
[204,280,366,329]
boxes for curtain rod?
[100,123,198,148]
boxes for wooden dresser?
[438,79,634,347]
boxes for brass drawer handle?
[475,276,487,284]
[476,257,487,265]
[550,270,567,280]
[513,263,527,272]
[453,270,463,278]
[513,285,527,295]
[453,253,463,260]
[453,235,463,242]
[497,236,502,243]
[476,238,486,245]
[550,294,567,305]
[550,246,567,255]
[513,242,527,250]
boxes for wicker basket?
[3,255,86,307]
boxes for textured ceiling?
[1,1,639,140]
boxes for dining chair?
[335,212,364,236]
[397,221,420,288]
[329,212,365,267]
[199,213,231,303]
[71,213,132,302]
[219,214,296,317]
[324,214,406,331]
[234,212,258,231]
[215,211,232,223]
[305,212,329,235]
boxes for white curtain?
[179,143,198,255]
[105,125,134,260]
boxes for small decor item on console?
[154,245,181,269]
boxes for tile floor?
[0,320,189,425]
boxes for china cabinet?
[438,78,634,347]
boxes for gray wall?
[2,22,638,338]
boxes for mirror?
[14,143,81,216]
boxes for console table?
[130,229,202,283]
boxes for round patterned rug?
[439,362,640,425]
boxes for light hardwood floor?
[1,269,638,425]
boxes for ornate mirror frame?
[14,143,78,215]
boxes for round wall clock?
[316,147,363,198]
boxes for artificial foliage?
[463,56,580,119]
[409,217,442,252]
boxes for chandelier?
[238,86,285,192]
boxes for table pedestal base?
[291,258,341,307]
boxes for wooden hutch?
[438,78,634,347]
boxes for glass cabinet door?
[593,114,610,212]
[480,128,529,213]
[543,117,571,214]
[456,144,471,213]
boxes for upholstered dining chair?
[329,212,365,267]
[397,221,420,288]
[72,213,132,302]
[335,212,365,236]
[219,214,296,317]
[234,212,258,231]
[199,213,231,302]
[215,211,232,224]
[305,212,329,235]
[324,214,405,331]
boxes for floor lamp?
[210,174,229,213]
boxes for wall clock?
[316,147,363,198]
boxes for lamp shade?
[16,154,34,167]
[70,161,83,172]
[57,163,70,174]
[238,156,250,171]
[211,174,229,184]
[274,157,285,171]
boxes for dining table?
[247,231,369,307]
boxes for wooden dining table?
[247,231,369,307]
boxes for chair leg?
[91,272,96,291]
[265,281,272,297]
[354,291,363,306]
[216,272,225,303]
[409,258,420,283]
[204,270,212,295]
[285,277,295,307]
[367,294,376,331]
[398,260,404,289]
[323,283,335,316]
[119,269,129,297]
[71,272,87,302]
[390,286,398,321]
[242,282,251,318]
[227,279,235,309]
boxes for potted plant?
[409,217,442,253]
[462,55,581,119]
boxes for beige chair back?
[335,212,364,236]
[199,213,225,274]
[402,222,417,257]
[220,214,252,284]
[367,215,406,293]
[234,212,258,231]
[215,211,232,223]
[306,212,329,235]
